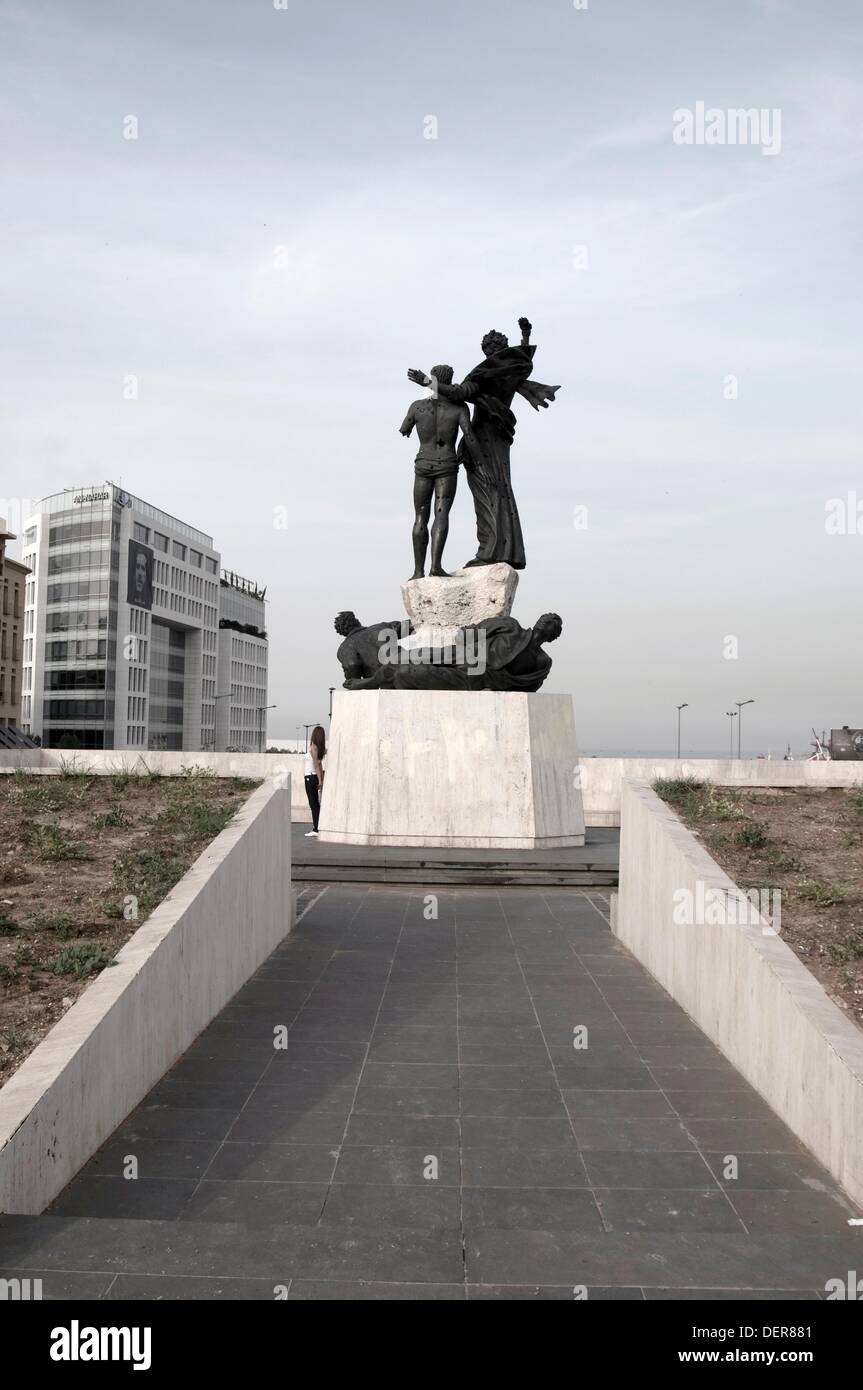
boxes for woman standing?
[304,725,326,837]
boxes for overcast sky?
[2,0,861,754]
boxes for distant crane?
[808,728,831,761]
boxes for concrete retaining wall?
[0,747,314,823]
[0,776,293,1214]
[615,780,863,1206]
[579,757,863,826]
[4,749,862,828]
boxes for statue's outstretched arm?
[407,368,473,404]
[435,380,472,404]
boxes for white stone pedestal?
[318,690,585,849]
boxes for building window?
[47,548,110,575]
[133,523,150,543]
[44,698,107,720]
[24,526,37,544]
[48,518,113,546]
[190,549,202,568]
[153,532,168,553]
[44,668,107,690]
[172,541,186,560]
[205,556,218,575]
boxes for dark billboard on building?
[127,539,153,610]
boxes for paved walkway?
[0,885,859,1299]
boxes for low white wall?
[5,749,862,830]
[615,780,863,1206]
[0,776,293,1214]
[0,748,314,823]
[579,757,863,827]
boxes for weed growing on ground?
[49,943,115,979]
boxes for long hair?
[310,725,326,760]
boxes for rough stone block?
[401,563,518,634]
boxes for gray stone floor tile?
[180,1181,328,1226]
[594,1188,744,1233]
[289,1279,465,1299]
[319,1184,461,1230]
[49,1177,198,1221]
[332,1145,460,1187]
[462,1187,602,1232]
[204,1142,340,1183]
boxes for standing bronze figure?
[408,317,559,571]
[399,365,483,579]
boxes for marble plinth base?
[318,690,585,849]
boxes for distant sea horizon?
[267,739,799,760]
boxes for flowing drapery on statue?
[409,319,559,571]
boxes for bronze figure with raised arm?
[408,317,560,571]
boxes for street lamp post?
[676,703,688,759]
[736,699,754,761]
[303,723,315,752]
[206,691,232,752]
[726,710,737,759]
[328,686,336,719]
[255,704,277,754]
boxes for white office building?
[20,483,269,752]
[216,572,269,752]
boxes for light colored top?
[304,752,314,777]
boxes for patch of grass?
[181,802,235,837]
[56,756,93,778]
[93,806,130,830]
[14,945,44,969]
[110,773,131,792]
[709,791,744,822]
[653,775,706,803]
[0,962,17,982]
[734,821,768,850]
[795,879,848,908]
[25,824,89,861]
[653,778,742,824]
[702,829,731,854]
[49,943,115,979]
[763,847,805,874]
[31,909,79,939]
[112,847,187,913]
[0,1026,28,1055]
[826,930,863,964]
[9,772,84,813]
[0,915,20,936]
[151,797,236,839]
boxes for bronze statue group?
[334,316,563,695]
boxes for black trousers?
[304,774,321,831]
